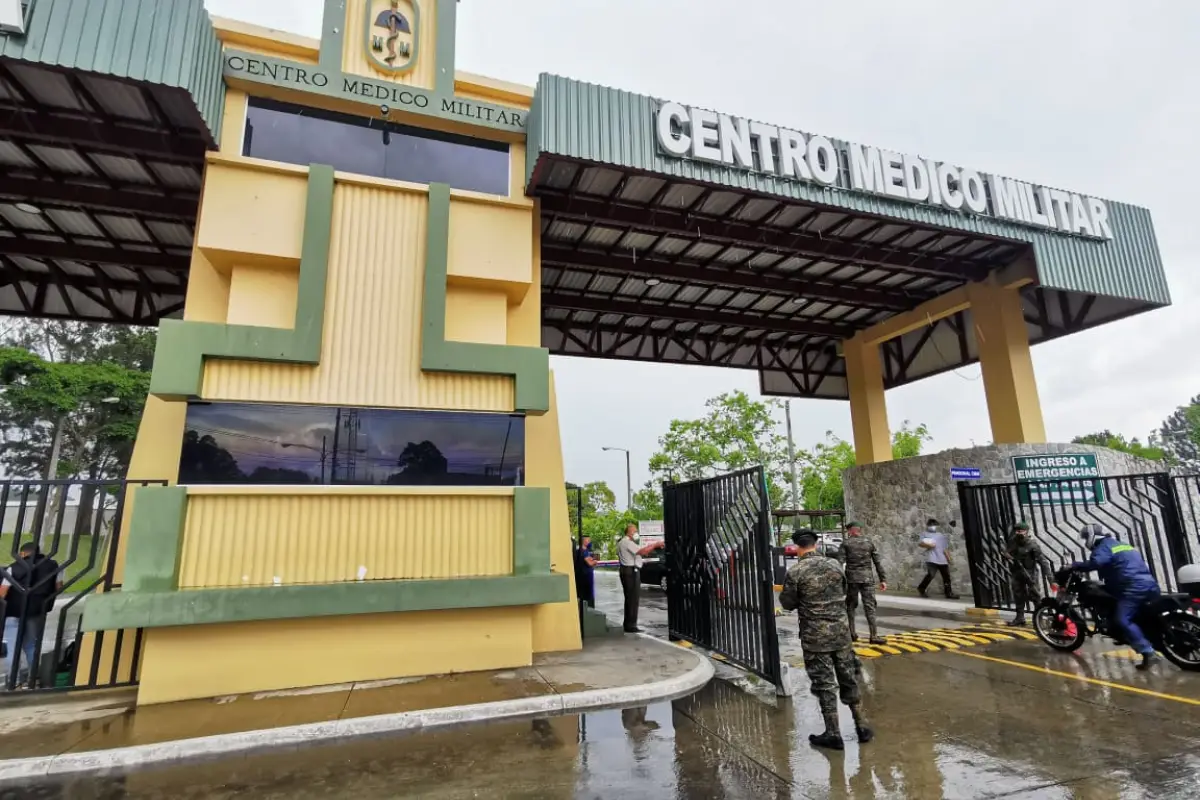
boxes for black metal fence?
[663,466,782,687]
[1,478,162,693]
[959,473,1195,611]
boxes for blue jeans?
[2,616,42,686]
[1114,587,1160,655]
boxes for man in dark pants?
[574,535,597,608]
[616,524,663,633]
[780,530,873,750]
[916,518,960,599]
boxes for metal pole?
[624,450,632,511]
[785,400,799,511]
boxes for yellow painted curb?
[965,607,1000,617]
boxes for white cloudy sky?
[204,0,1199,502]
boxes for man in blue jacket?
[1070,523,1161,670]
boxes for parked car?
[641,553,668,592]
[783,533,841,558]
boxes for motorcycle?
[1032,564,1200,671]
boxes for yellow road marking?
[870,644,903,655]
[886,636,941,652]
[1101,648,1138,660]
[882,640,923,653]
[907,631,982,647]
[894,633,964,649]
[675,640,694,648]
[853,647,883,658]
[942,633,993,644]
[959,631,1016,642]
[949,650,1200,706]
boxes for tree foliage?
[1071,430,1166,462]
[795,421,932,512]
[0,321,155,480]
[1158,395,1200,470]
[568,479,663,560]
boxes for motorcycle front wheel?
[1159,612,1200,671]
[1033,605,1087,651]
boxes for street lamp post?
[602,446,632,510]
[280,436,328,483]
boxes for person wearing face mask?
[916,518,959,599]
[1002,522,1054,627]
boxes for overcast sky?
[204,0,1200,503]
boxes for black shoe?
[918,587,929,598]
[1007,618,1026,627]
[856,725,874,743]
[1136,652,1157,671]
[945,593,961,600]
[809,731,844,750]
[624,627,643,634]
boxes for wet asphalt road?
[11,576,1200,798]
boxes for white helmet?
[1079,523,1109,550]
[1178,564,1200,586]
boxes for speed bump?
[850,624,1038,659]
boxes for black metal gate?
[958,472,1195,611]
[663,466,782,687]
[1,478,161,693]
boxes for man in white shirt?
[916,518,960,599]
[617,524,664,633]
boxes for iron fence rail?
[959,473,1197,611]
[1,478,162,693]
[663,466,782,687]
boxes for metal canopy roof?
[527,74,1170,399]
[0,0,222,325]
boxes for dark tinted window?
[180,402,524,487]
[243,98,510,196]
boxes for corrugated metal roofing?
[529,74,1170,306]
[1,0,224,145]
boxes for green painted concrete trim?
[421,183,550,413]
[148,164,336,399]
[512,488,550,575]
[432,0,457,98]
[121,487,188,594]
[363,0,422,77]
[82,573,570,631]
[317,0,346,72]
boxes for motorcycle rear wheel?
[1034,605,1087,651]
[1160,613,1200,671]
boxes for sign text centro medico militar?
[654,102,1113,240]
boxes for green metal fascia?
[82,574,569,630]
[421,183,550,413]
[148,163,335,399]
[527,74,1170,307]
[84,485,560,630]
[1,0,225,147]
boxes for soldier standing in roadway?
[780,530,874,750]
[837,521,888,645]
[1003,521,1055,627]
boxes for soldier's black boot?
[850,703,873,743]
[849,621,859,641]
[809,702,844,750]
[1006,616,1026,627]
[867,622,886,645]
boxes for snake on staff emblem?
[374,1,412,64]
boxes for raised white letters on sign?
[653,101,1115,240]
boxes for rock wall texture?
[842,443,1165,600]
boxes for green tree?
[649,390,788,507]
[630,481,663,520]
[580,480,617,517]
[795,420,932,512]
[1071,430,1166,462]
[1159,395,1200,469]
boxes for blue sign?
[950,467,982,481]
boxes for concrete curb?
[0,640,714,784]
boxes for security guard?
[1003,522,1054,627]
[836,521,888,644]
[780,530,873,750]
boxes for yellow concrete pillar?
[844,334,892,464]
[967,282,1047,444]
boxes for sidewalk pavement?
[875,592,998,621]
[0,634,712,784]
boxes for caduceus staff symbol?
[374,0,411,65]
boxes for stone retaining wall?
[842,443,1163,599]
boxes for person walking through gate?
[1003,522,1055,627]
[916,518,960,599]
[1,542,63,690]
[837,521,888,644]
[780,530,874,750]
[617,524,664,633]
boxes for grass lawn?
[0,532,111,595]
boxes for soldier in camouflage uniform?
[836,521,888,645]
[779,530,874,750]
[1004,521,1054,626]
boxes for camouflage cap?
[1013,521,1030,531]
[845,521,862,529]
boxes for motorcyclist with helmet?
[1069,523,1161,670]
